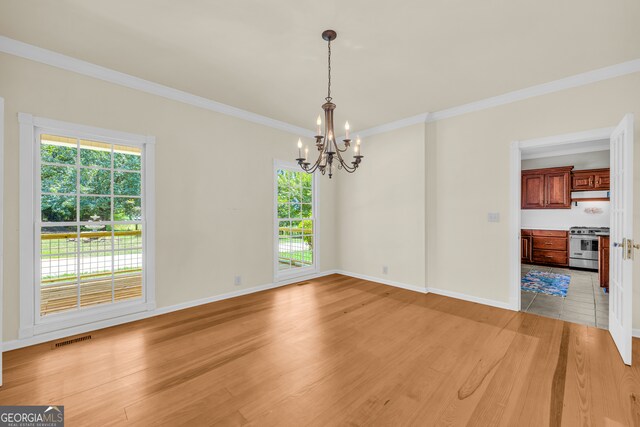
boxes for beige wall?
[425,72,640,324]
[337,72,640,327]
[336,123,426,289]
[3,50,640,343]
[0,53,337,341]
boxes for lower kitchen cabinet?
[521,232,532,263]
[599,236,610,289]
[521,229,569,267]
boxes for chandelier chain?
[326,40,332,102]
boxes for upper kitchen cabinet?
[571,168,610,191]
[521,166,573,209]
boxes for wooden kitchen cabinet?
[521,167,573,209]
[521,229,569,267]
[599,235,610,289]
[521,174,545,209]
[571,168,610,191]
[521,234,532,263]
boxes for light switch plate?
[488,212,500,222]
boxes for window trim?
[273,159,320,282]
[19,114,156,338]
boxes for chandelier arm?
[335,143,349,153]
[299,143,326,174]
[333,149,358,173]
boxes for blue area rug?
[521,270,570,297]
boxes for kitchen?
[520,147,610,328]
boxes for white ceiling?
[1,1,639,131]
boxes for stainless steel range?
[569,226,609,270]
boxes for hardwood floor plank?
[0,274,638,426]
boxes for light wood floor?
[1,274,639,426]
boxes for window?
[20,114,155,337]
[275,163,318,279]
[39,134,144,316]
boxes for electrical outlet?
[234,275,241,286]
[382,265,388,275]
[488,212,500,223]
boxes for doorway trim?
[0,97,4,386]
[509,127,615,311]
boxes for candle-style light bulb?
[354,144,359,154]
[316,115,322,135]
[345,121,350,140]
[297,138,302,158]
[305,146,309,161]
[356,136,361,156]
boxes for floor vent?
[297,282,310,286]
[53,335,92,349]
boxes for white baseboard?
[426,286,515,311]
[334,270,428,294]
[332,270,514,312]
[3,270,338,352]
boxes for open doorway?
[519,143,610,329]
[510,115,635,365]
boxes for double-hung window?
[20,115,155,337]
[274,162,318,279]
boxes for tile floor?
[521,264,609,329]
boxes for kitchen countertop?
[521,226,570,231]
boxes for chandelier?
[296,29,363,178]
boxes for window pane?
[114,171,141,196]
[40,225,79,316]
[290,202,301,219]
[277,203,289,219]
[80,168,111,195]
[113,247,143,302]
[114,197,142,221]
[79,251,113,309]
[80,274,113,309]
[41,225,78,257]
[301,220,313,235]
[41,165,76,194]
[80,225,112,252]
[114,144,142,171]
[114,271,142,303]
[301,203,312,219]
[41,195,77,222]
[278,221,291,237]
[80,140,112,168]
[80,251,112,279]
[301,176,312,203]
[41,135,77,165]
[114,226,143,251]
[278,238,291,270]
[80,196,111,221]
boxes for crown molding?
[2,35,639,140]
[357,58,640,136]
[357,113,431,138]
[0,36,315,138]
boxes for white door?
[609,113,634,365]
[0,97,4,386]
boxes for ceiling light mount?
[321,30,337,42]
[295,29,363,178]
